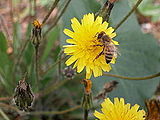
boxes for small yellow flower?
[63,13,118,79]
[94,98,146,120]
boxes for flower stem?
[114,0,143,31]
[24,105,81,116]
[96,0,115,22]
[41,55,67,77]
[0,108,10,120]
[35,45,39,90]
[42,0,60,25]
[84,109,89,120]
[103,72,160,80]
[34,0,37,19]
[39,79,69,97]
[43,0,72,37]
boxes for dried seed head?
[63,66,76,79]
[13,75,34,111]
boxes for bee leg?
[95,51,103,59]
[94,47,105,61]
[92,44,103,47]
[93,32,99,38]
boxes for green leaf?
[0,32,7,52]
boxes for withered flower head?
[14,76,34,111]
[63,66,76,79]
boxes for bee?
[94,31,118,64]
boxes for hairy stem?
[114,0,143,31]
[103,72,160,80]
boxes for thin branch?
[42,0,60,25]
[0,97,12,101]
[41,55,67,77]
[103,72,160,80]
[34,0,37,19]
[0,108,10,120]
[0,103,21,114]
[114,0,143,31]
[35,45,39,90]
[24,105,81,116]
[43,0,72,37]
[15,39,30,67]
[39,79,69,97]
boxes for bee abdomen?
[105,52,114,64]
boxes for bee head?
[97,31,106,39]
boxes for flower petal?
[64,29,74,38]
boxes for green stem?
[43,0,72,37]
[34,0,37,19]
[114,0,143,31]
[42,0,60,25]
[39,79,69,97]
[84,109,88,120]
[0,108,10,120]
[24,105,81,116]
[35,45,39,90]
[103,72,160,80]
[41,56,67,77]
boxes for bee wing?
[110,41,120,57]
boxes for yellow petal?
[105,27,114,35]
[112,40,119,45]
[71,17,81,32]
[77,58,85,73]
[63,29,74,38]
[94,111,106,119]
[95,16,103,24]
[64,46,77,54]
[109,33,117,38]
[66,39,77,44]
[100,64,111,72]
[65,55,77,66]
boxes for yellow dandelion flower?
[94,98,146,120]
[63,13,118,79]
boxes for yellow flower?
[63,13,118,79]
[94,98,146,120]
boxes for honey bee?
[94,31,118,64]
